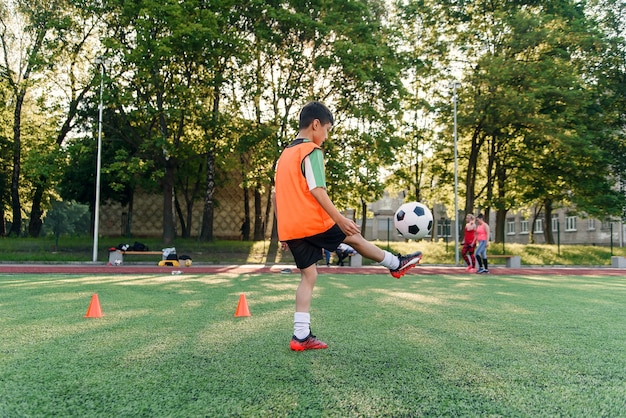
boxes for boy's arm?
[310,187,361,236]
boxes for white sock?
[380,251,399,270]
[294,312,311,340]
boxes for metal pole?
[557,220,561,257]
[387,217,390,249]
[92,59,105,262]
[610,222,614,256]
[451,82,461,265]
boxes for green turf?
[0,272,624,417]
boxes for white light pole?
[92,57,105,263]
[451,81,461,265]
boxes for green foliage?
[41,200,90,248]
[393,0,626,245]
[1,0,625,242]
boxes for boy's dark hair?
[299,101,334,129]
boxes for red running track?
[0,263,624,276]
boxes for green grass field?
[1,271,624,417]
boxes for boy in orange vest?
[274,101,423,351]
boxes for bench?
[489,255,521,268]
[349,253,362,267]
[611,256,626,268]
[109,250,179,266]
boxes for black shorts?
[286,224,346,269]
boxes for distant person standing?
[322,248,332,267]
[475,213,490,274]
[462,214,477,272]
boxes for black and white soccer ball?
[394,202,433,240]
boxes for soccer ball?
[394,202,433,240]
[184,258,192,267]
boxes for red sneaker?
[390,251,423,278]
[290,333,328,351]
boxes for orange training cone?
[234,293,251,317]
[84,294,103,318]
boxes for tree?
[234,0,409,245]
[402,0,626,244]
[27,1,104,237]
[0,0,52,236]
[43,200,90,249]
[0,0,104,238]
[104,0,251,243]
[0,79,12,235]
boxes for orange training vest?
[275,141,335,240]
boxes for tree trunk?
[28,177,44,237]
[200,83,221,241]
[185,198,194,238]
[360,198,368,238]
[162,160,176,245]
[494,149,506,244]
[241,155,250,241]
[266,213,279,264]
[6,20,46,237]
[200,149,215,241]
[263,178,274,242]
[495,208,507,245]
[464,117,486,217]
[0,209,5,236]
[8,90,25,237]
[124,192,134,237]
[544,199,555,244]
[174,194,188,238]
[253,187,264,240]
[486,135,495,207]
[414,154,421,202]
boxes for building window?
[378,218,392,232]
[566,216,577,231]
[552,215,559,232]
[507,219,515,235]
[520,220,529,234]
[437,220,451,238]
[587,219,595,230]
[534,218,543,233]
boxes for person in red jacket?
[274,101,423,351]
[462,214,477,272]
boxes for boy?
[461,214,477,272]
[274,101,423,351]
